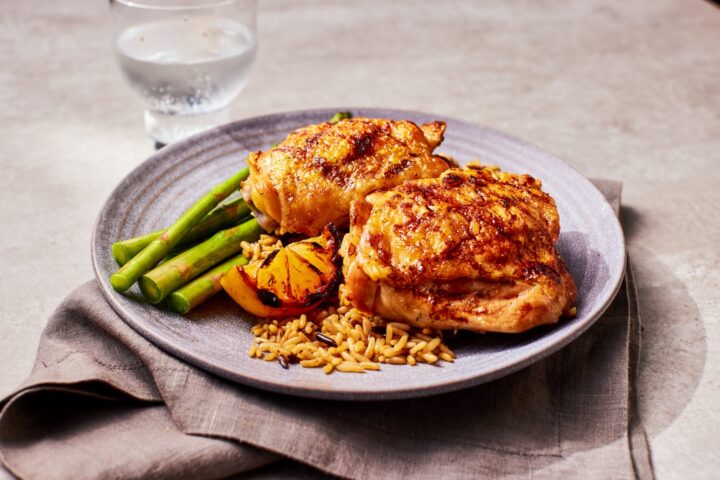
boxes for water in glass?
[116,16,256,117]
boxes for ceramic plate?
[92,108,625,400]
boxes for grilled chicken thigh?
[243,117,449,235]
[341,167,576,333]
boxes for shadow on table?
[621,205,706,436]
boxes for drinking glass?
[109,0,257,145]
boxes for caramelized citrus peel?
[221,224,342,318]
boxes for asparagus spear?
[328,111,352,124]
[139,218,263,303]
[110,167,249,292]
[166,253,250,314]
[111,198,251,266]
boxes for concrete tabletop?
[1,0,718,477]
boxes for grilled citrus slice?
[221,224,342,318]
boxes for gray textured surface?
[92,108,624,399]
[0,0,718,476]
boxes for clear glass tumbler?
[109,0,257,145]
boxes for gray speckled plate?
[92,108,625,400]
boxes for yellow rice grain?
[389,322,411,332]
[386,356,407,365]
[323,320,337,335]
[264,352,278,362]
[393,334,409,352]
[360,361,380,371]
[385,324,394,344]
[341,351,357,363]
[292,344,313,355]
[282,336,302,349]
[362,318,372,337]
[439,352,455,362]
[353,352,372,363]
[383,347,398,358]
[424,337,441,353]
[337,362,365,373]
[422,353,438,364]
[350,327,362,341]
[300,358,324,368]
[409,341,427,355]
[364,337,376,358]
[439,343,454,356]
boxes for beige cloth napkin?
[0,180,653,479]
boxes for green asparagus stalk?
[110,167,250,292]
[166,253,250,314]
[111,198,251,266]
[139,218,263,303]
[328,111,352,124]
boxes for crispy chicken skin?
[243,117,449,235]
[341,167,577,333]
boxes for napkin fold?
[0,180,654,479]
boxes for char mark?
[344,129,378,163]
[522,262,560,283]
[260,249,280,268]
[310,155,347,187]
[442,173,464,187]
[385,158,412,178]
[304,133,322,148]
[257,289,282,307]
[368,233,390,265]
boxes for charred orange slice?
[221,224,342,318]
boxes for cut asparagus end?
[112,243,133,266]
[167,293,191,315]
[166,253,250,315]
[110,272,133,292]
[139,276,163,304]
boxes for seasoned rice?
[241,235,456,373]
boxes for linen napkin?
[0,180,653,479]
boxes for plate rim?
[92,107,626,400]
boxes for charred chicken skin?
[341,167,577,333]
[243,117,450,236]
